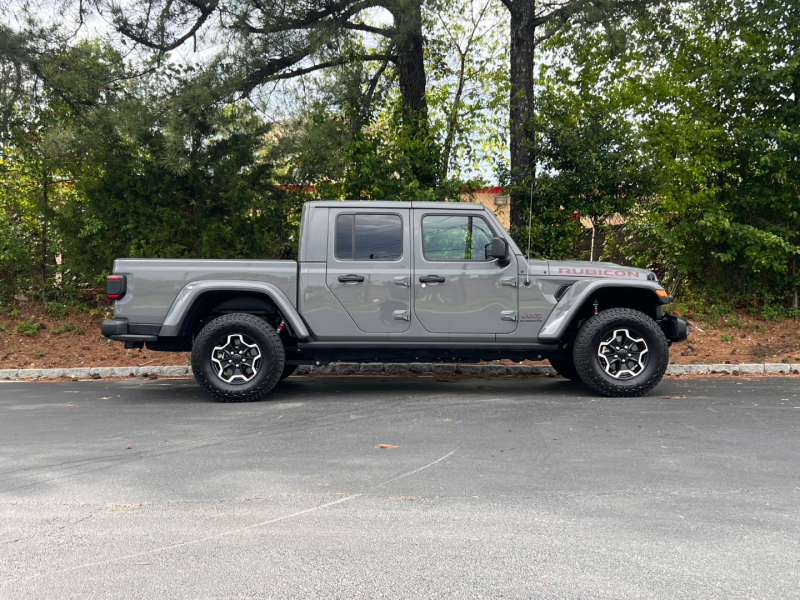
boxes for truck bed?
[111,259,298,325]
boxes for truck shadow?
[100,374,591,404]
[271,375,590,400]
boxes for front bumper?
[660,313,690,342]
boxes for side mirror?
[487,237,507,259]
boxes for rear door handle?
[338,274,365,283]
[419,275,445,284]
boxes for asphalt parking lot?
[1,375,798,599]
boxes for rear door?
[325,207,412,333]
[413,209,518,334]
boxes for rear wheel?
[573,308,668,397]
[548,357,582,382]
[191,313,284,402]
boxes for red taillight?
[107,275,126,300]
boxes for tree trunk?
[509,0,536,231]
[390,0,438,187]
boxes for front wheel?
[573,308,669,397]
[191,313,285,402]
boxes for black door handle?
[419,275,445,284]
[338,274,365,283]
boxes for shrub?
[51,322,76,334]
[46,302,69,320]
[15,321,40,336]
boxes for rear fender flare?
[159,281,310,340]
[538,280,664,342]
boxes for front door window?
[422,215,495,261]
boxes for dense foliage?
[0,0,798,312]
[615,0,799,308]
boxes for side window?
[335,214,403,261]
[422,215,495,261]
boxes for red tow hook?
[276,320,285,334]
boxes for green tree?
[524,30,653,261]
[103,0,441,186]
[500,0,667,235]
[0,30,301,293]
[620,0,800,307]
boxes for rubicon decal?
[557,267,641,278]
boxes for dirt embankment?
[0,304,798,370]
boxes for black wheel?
[279,364,298,381]
[191,313,284,402]
[573,308,669,397]
[548,357,582,382]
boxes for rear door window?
[335,214,403,261]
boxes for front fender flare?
[158,281,310,340]
[538,280,664,342]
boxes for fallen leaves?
[66,404,76,408]
[376,444,397,449]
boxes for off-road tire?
[574,308,668,397]
[549,357,582,382]
[191,313,284,402]
[279,364,298,381]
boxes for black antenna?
[525,1,536,286]
[526,180,533,285]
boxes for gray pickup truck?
[102,200,688,401]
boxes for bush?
[15,321,40,336]
[45,302,69,320]
[51,322,76,334]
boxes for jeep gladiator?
[102,201,689,401]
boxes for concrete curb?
[1,363,799,381]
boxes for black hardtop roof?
[304,200,486,210]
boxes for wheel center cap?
[232,354,243,364]
[618,349,629,358]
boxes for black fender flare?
[538,279,667,342]
[158,281,310,340]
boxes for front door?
[326,208,412,333]
[413,210,518,334]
